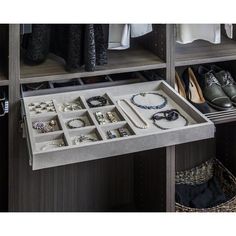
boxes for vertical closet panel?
[134,148,166,212]
[0,25,9,211]
[176,139,215,172]
[0,110,8,211]
[17,138,134,211]
[216,122,236,176]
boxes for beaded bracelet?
[131,92,167,109]
[152,109,189,130]
[67,118,86,129]
[87,96,107,108]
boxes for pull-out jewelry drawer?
[21,80,215,170]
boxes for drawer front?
[22,80,215,170]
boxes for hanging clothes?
[108,24,130,50]
[23,24,108,72]
[176,24,233,44]
[108,24,153,50]
[130,24,152,38]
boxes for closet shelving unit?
[175,27,236,124]
[0,25,8,86]
[4,24,236,212]
[0,24,9,212]
[20,49,166,83]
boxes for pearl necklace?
[117,99,149,129]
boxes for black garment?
[176,176,227,208]
[84,24,96,72]
[23,24,51,65]
[94,24,108,65]
[23,24,108,72]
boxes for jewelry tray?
[22,80,215,170]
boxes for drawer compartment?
[22,80,215,170]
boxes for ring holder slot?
[26,99,57,116]
[35,133,68,152]
[69,127,103,146]
[62,110,95,130]
[91,106,126,125]
[31,115,62,135]
[101,123,136,140]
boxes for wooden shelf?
[0,72,8,86]
[176,37,236,67]
[20,48,166,84]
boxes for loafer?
[211,65,236,106]
[197,66,233,111]
[182,68,210,114]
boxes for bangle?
[87,96,107,108]
[131,92,167,109]
[152,109,188,130]
[67,118,85,129]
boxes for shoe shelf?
[20,48,166,84]
[0,72,8,87]
[21,80,214,170]
[175,37,236,67]
[205,108,236,124]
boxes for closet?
[0,25,8,212]
[2,24,236,212]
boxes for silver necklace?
[117,99,149,129]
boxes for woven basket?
[175,159,236,212]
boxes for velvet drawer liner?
[22,80,214,170]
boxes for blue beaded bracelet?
[131,92,167,109]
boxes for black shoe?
[197,66,233,111]
[211,65,236,106]
[182,67,210,114]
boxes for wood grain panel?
[176,37,236,66]
[0,73,8,86]
[176,139,215,172]
[216,122,236,176]
[14,136,135,211]
[0,114,8,211]
[134,148,166,212]
[21,49,166,84]
[0,25,9,80]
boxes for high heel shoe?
[182,67,211,114]
[175,71,186,98]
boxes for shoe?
[175,71,186,98]
[197,66,233,111]
[182,68,210,114]
[211,65,236,106]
